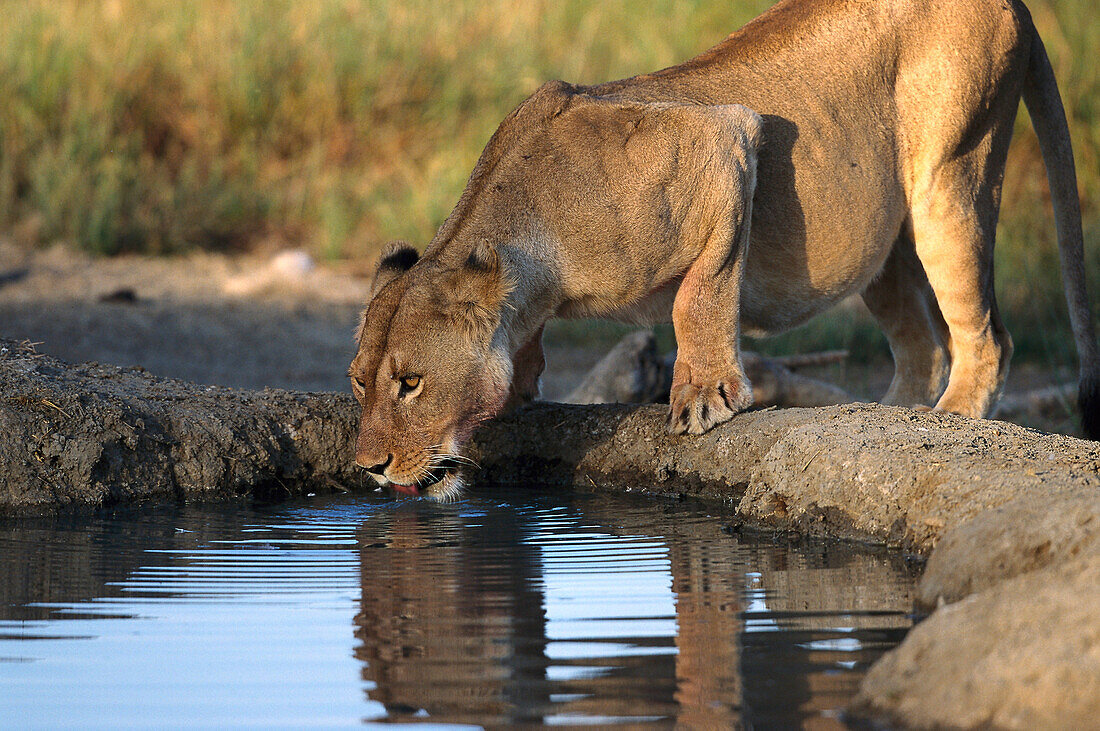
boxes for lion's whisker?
[425,450,480,470]
[444,454,481,469]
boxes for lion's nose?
[358,453,393,475]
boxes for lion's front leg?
[668,183,756,435]
[669,268,754,435]
[502,325,545,413]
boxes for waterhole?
[1,487,918,728]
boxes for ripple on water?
[0,487,918,727]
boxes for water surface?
[0,487,917,728]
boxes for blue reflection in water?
[0,487,917,728]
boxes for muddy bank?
[6,339,1098,545]
[470,401,1099,554]
[0,339,372,513]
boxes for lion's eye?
[351,376,366,393]
[399,375,421,393]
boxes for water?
[0,487,918,728]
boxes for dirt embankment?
[853,508,1100,728]
[4,338,1096,538]
[0,339,372,512]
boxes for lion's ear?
[369,241,419,299]
[355,241,419,343]
[444,241,511,339]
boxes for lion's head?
[349,241,513,500]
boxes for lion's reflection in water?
[353,490,916,727]
[355,503,550,725]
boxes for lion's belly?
[738,180,906,336]
[587,84,908,334]
[736,108,907,336]
[738,242,888,338]
[610,172,905,335]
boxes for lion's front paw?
[668,378,752,435]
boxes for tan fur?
[350,0,1100,497]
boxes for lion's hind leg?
[861,233,951,407]
[909,162,1014,420]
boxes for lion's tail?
[1021,18,1100,440]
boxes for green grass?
[0,0,1097,367]
[0,0,772,255]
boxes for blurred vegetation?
[0,0,1096,365]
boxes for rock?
[995,382,1077,422]
[563,330,668,404]
[850,470,1100,728]
[852,552,1100,729]
[0,339,371,513]
[223,249,317,297]
[917,488,1100,608]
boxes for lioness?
[350,0,1099,499]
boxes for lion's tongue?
[392,483,420,497]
